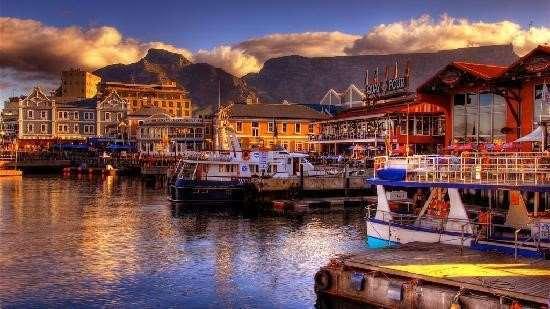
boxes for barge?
[315,242,550,308]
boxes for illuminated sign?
[365,77,408,96]
[364,62,410,100]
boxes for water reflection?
[0,176,367,307]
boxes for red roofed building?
[312,45,549,155]
[419,45,550,150]
[311,63,448,155]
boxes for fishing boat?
[366,152,550,258]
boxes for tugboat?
[366,152,550,258]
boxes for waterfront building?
[98,81,192,118]
[136,113,211,154]
[59,69,102,101]
[224,103,328,152]
[2,87,128,147]
[311,62,447,155]
[418,45,550,150]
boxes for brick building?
[98,81,192,118]
[225,103,328,152]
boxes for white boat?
[168,106,324,203]
[366,152,550,258]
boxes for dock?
[315,242,550,308]
[272,196,376,211]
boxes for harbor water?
[0,175,367,308]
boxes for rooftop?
[128,106,170,117]
[452,62,508,79]
[227,103,329,120]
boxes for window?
[296,143,303,152]
[63,111,69,119]
[73,111,79,119]
[57,124,69,133]
[41,124,47,133]
[27,123,34,133]
[252,121,259,137]
[308,124,314,134]
[169,102,174,107]
[74,124,79,133]
[117,113,122,121]
[295,123,301,133]
[83,112,94,120]
[105,112,111,121]
[282,141,289,150]
[535,83,549,124]
[27,110,34,119]
[453,93,506,143]
[236,121,243,132]
[84,125,94,134]
[185,102,190,108]
[268,121,274,133]
[282,123,287,133]
[40,111,47,119]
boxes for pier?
[315,242,550,308]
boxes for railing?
[309,132,384,141]
[365,205,546,256]
[374,152,550,185]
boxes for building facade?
[418,45,550,150]
[2,87,127,147]
[224,103,328,152]
[311,62,447,155]
[60,69,102,100]
[98,81,192,118]
[136,113,211,154]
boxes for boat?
[168,106,324,204]
[366,152,550,258]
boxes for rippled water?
[0,175,368,308]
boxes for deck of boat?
[343,242,550,304]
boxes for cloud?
[194,45,262,76]
[1,15,549,103]
[192,32,360,76]
[235,31,361,62]
[345,15,550,56]
[0,17,192,75]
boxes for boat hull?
[168,179,252,204]
[367,219,472,247]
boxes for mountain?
[94,49,257,112]
[244,45,519,104]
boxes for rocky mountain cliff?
[94,49,257,113]
[94,45,519,112]
[244,45,519,104]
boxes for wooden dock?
[272,196,376,211]
[316,242,550,308]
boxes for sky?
[1,0,550,103]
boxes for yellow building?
[60,69,102,100]
[226,103,328,152]
[98,81,192,118]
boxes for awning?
[513,126,543,143]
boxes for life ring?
[314,269,332,292]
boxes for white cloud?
[345,15,550,56]
[194,45,262,76]
[0,17,192,74]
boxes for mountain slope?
[244,45,519,104]
[94,49,257,112]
